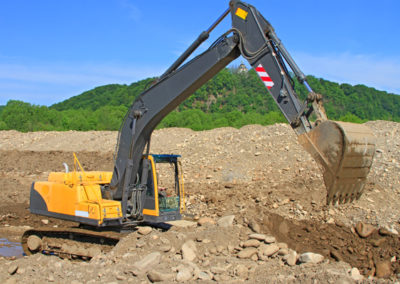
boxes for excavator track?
[299,121,376,205]
[21,227,121,260]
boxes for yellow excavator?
[22,0,376,259]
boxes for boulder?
[133,252,161,273]
[284,250,297,266]
[237,247,258,259]
[298,252,324,264]
[355,222,375,238]
[147,270,174,282]
[176,267,193,282]
[137,226,152,235]
[181,240,197,261]
[243,239,261,248]
[260,244,279,257]
[248,233,267,241]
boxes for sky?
[0,0,399,106]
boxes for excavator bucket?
[298,121,376,205]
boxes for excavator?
[22,0,376,259]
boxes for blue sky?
[1,0,399,106]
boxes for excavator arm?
[110,0,376,220]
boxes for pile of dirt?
[0,121,399,282]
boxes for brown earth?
[0,121,399,283]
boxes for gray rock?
[298,252,324,264]
[217,215,235,227]
[181,240,197,261]
[237,247,258,259]
[260,244,279,257]
[137,226,152,235]
[147,270,174,282]
[133,252,161,273]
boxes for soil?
[0,121,399,283]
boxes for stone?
[167,220,197,228]
[160,244,172,252]
[181,240,197,261]
[176,267,192,282]
[298,252,324,264]
[355,222,375,238]
[147,270,174,282]
[8,265,18,275]
[375,260,391,278]
[260,244,279,257]
[41,219,49,225]
[249,220,261,233]
[197,217,215,226]
[349,267,363,281]
[248,233,266,241]
[133,252,161,273]
[137,226,152,235]
[115,274,126,281]
[379,227,398,236]
[278,248,289,256]
[284,250,297,266]
[198,271,213,281]
[217,215,235,227]
[27,235,42,251]
[264,235,276,244]
[237,247,258,259]
[243,239,261,248]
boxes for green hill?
[1,68,399,132]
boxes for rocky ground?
[0,121,399,283]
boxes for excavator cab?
[140,154,185,222]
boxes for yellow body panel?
[34,171,121,225]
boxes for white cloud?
[0,61,166,105]
[293,52,400,95]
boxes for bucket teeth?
[299,121,376,205]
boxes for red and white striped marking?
[255,64,274,90]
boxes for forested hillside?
[1,68,399,132]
